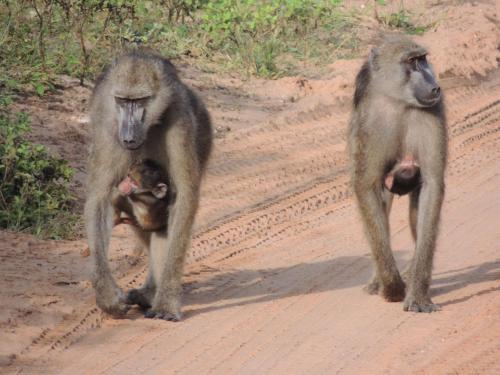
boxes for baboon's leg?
[129,225,147,266]
[126,266,156,309]
[402,187,420,283]
[130,239,145,261]
[364,189,394,295]
[355,184,405,302]
[145,125,200,321]
[383,188,394,217]
[408,187,420,242]
[126,227,155,308]
[131,226,150,260]
[404,180,443,312]
[403,109,446,312]
[364,271,382,295]
[85,176,130,316]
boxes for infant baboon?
[112,160,169,232]
[384,155,421,196]
[85,51,212,320]
[348,35,447,312]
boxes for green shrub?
[0,0,357,81]
[375,3,428,36]
[0,108,77,239]
[385,10,427,35]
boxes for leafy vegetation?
[380,10,428,35]
[0,0,359,87]
[0,102,77,239]
[375,2,429,35]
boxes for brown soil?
[1,1,499,374]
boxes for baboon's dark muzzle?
[415,69,441,106]
[118,103,145,150]
[120,121,143,150]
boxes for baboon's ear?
[368,47,379,71]
[152,183,167,199]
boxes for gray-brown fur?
[84,51,212,320]
[348,35,447,312]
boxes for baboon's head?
[118,159,168,200]
[369,35,441,108]
[109,52,175,150]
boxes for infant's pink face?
[118,176,139,196]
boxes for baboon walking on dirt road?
[348,35,447,312]
[85,51,212,321]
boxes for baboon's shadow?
[431,260,500,307]
[181,254,373,317]
[123,253,373,319]
[180,253,499,318]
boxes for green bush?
[0,108,77,239]
[0,0,357,82]
[199,0,348,76]
[375,2,429,36]
[384,10,427,35]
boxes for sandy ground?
[1,1,499,374]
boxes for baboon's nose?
[123,139,140,150]
[432,86,441,96]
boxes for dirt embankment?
[1,1,499,374]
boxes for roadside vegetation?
[0,0,359,90]
[375,0,431,35]
[0,101,78,239]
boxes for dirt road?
[1,2,499,374]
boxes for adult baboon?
[112,159,170,231]
[85,51,212,320]
[348,35,447,312]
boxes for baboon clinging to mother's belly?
[348,35,447,312]
[85,51,212,321]
[112,159,170,232]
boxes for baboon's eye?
[415,55,427,65]
[115,96,150,106]
[405,55,425,71]
[406,56,419,68]
[135,97,151,106]
[115,97,129,106]
[406,55,427,67]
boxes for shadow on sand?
[178,253,499,317]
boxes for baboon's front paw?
[363,279,381,295]
[144,308,182,321]
[382,279,406,302]
[125,289,152,309]
[404,295,441,313]
[95,289,130,317]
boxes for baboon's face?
[110,57,170,150]
[114,96,149,150]
[371,39,441,109]
[402,54,441,107]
